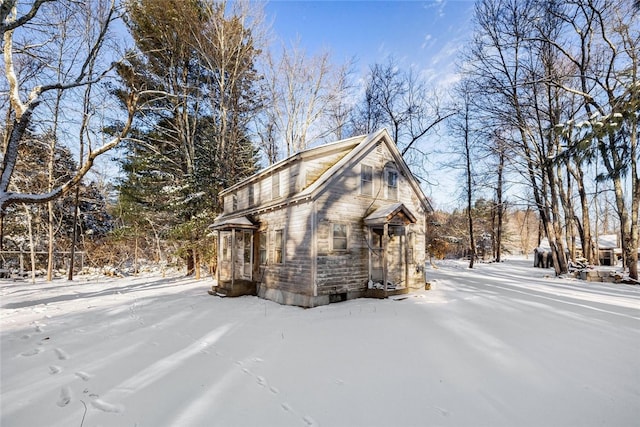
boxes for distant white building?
[596,234,620,266]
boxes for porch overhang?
[209,215,258,231]
[364,203,417,226]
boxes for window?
[332,223,348,251]
[248,185,254,206]
[385,169,398,200]
[232,194,238,211]
[259,232,267,265]
[361,164,373,196]
[243,231,251,263]
[222,235,230,261]
[272,172,281,199]
[274,230,284,264]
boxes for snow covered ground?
[1,257,639,427]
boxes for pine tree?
[115,0,262,275]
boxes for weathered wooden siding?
[313,140,427,295]
[255,202,315,296]
[215,131,428,306]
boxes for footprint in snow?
[270,386,279,394]
[20,348,42,357]
[256,376,267,387]
[91,398,124,413]
[433,406,450,417]
[49,365,62,375]
[54,348,70,360]
[281,402,293,413]
[302,415,317,426]
[75,371,92,381]
[57,386,72,407]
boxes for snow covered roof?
[217,130,433,220]
[297,130,432,214]
[537,234,620,252]
[219,134,367,197]
[209,216,258,231]
[537,238,551,251]
[597,234,618,249]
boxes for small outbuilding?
[597,234,620,266]
[209,130,433,307]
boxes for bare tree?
[1,0,139,213]
[465,0,571,274]
[352,57,454,161]
[195,0,266,179]
[542,0,639,278]
[450,81,477,268]
[261,40,353,160]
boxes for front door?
[370,227,384,282]
[386,227,405,287]
[368,225,406,288]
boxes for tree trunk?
[134,233,139,276]
[0,212,4,270]
[629,115,639,280]
[186,249,194,276]
[568,162,595,264]
[462,98,475,269]
[194,249,200,280]
[495,151,505,262]
[24,204,36,284]
[46,200,54,281]
[67,186,80,281]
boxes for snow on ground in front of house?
[1,258,639,427]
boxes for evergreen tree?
[115,0,262,274]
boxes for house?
[209,129,433,307]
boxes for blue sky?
[263,0,476,85]
[262,1,477,209]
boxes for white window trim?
[330,223,349,252]
[259,231,268,265]
[272,171,281,200]
[360,164,374,196]
[248,184,254,207]
[385,168,399,200]
[273,229,285,264]
[222,234,230,261]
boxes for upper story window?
[385,168,398,200]
[248,184,254,207]
[272,171,281,199]
[361,164,373,196]
[232,194,238,211]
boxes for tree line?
[1,0,638,280]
